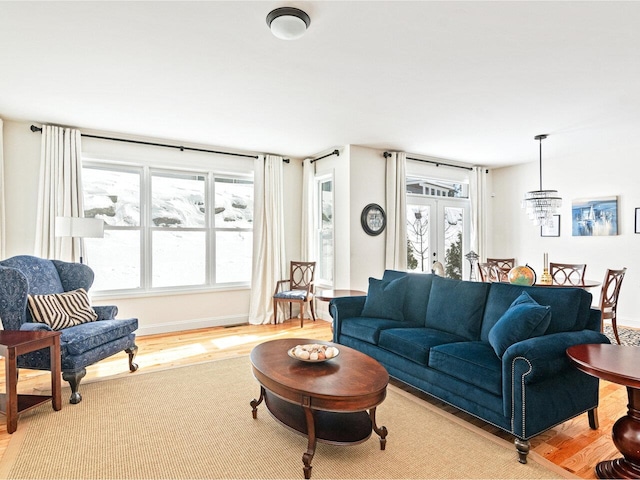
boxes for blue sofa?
[330,270,610,462]
[0,255,139,404]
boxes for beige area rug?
[0,356,572,480]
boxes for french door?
[406,197,470,280]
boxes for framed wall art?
[541,215,560,237]
[571,196,618,236]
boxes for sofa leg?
[63,369,87,404]
[126,345,139,372]
[588,408,599,429]
[514,438,530,464]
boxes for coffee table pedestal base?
[251,387,387,479]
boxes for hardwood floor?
[0,318,625,478]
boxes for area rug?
[603,324,640,346]
[0,356,571,479]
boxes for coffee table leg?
[369,407,388,450]
[596,386,640,479]
[302,406,317,479]
[250,387,265,419]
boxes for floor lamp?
[55,217,104,264]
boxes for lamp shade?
[55,217,104,238]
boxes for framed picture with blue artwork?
[572,196,618,236]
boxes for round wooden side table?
[567,343,640,479]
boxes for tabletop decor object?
[508,264,537,286]
[539,253,552,285]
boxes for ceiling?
[1,1,639,167]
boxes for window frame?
[82,160,254,296]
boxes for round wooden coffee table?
[250,338,389,479]
[567,343,640,479]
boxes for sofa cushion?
[28,288,98,330]
[425,276,490,341]
[361,275,408,321]
[488,291,552,358]
[378,327,468,365]
[480,282,592,341]
[61,318,139,356]
[428,341,502,396]
[340,317,410,344]
[382,270,433,326]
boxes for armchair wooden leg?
[63,368,87,404]
[126,345,139,372]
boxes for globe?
[508,265,537,286]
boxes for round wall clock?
[361,203,386,236]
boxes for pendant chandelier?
[522,134,562,227]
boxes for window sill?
[90,284,251,301]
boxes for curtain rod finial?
[30,125,42,133]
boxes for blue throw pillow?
[488,291,552,358]
[361,276,408,321]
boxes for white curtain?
[300,158,314,261]
[248,155,287,325]
[0,118,5,260]
[34,125,84,261]
[470,166,488,261]
[385,152,407,270]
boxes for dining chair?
[478,262,499,282]
[273,261,316,328]
[549,262,587,286]
[486,258,515,270]
[600,268,627,344]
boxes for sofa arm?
[329,296,366,342]
[20,322,53,332]
[93,305,118,320]
[503,329,611,384]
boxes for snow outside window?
[82,164,253,293]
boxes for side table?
[315,290,366,331]
[567,343,640,479]
[0,330,62,433]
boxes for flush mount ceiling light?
[522,134,562,227]
[266,7,310,40]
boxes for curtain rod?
[310,149,339,164]
[29,125,290,163]
[383,151,472,171]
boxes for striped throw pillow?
[28,288,98,330]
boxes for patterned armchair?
[0,255,138,404]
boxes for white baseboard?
[136,314,248,337]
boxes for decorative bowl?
[288,344,340,363]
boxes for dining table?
[534,279,601,289]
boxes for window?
[406,176,470,279]
[316,176,334,285]
[83,163,253,293]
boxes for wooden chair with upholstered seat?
[600,267,627,344]
[550,262,587,286]
[273,261,316,328]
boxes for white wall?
[349,145,387,290]
[490,140,640,328]
[1,119,303,335]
